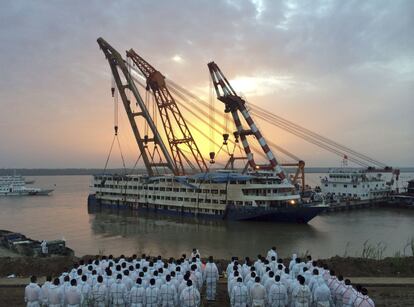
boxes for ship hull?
[88,194,325,224]
[0,189,53,196]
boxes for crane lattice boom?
[126,49,208,175]
[97,37,175,176]
[208,61,287,181]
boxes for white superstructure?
[91,170,300,215]
[0,176,53,196]
[320,168,394,201]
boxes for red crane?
[126,49,208,175]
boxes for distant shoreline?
[1,167,413,176]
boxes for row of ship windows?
[95,185,291,195]
[329,175,352,179]
[325,183,384,188]
[97,192,251,205]
[332,191,386,197]
[95,177,279,185]
[95,184,226,194]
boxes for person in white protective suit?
[110,273,128,306]
[254,255,264,277]
[24,275,41,307]
[180,279,200,307]
[289,254,297,271]
[265,271,276,294]
[347,284,363,307]
[341,279,354,307]
[60,275,70,305]
[292,275,311,307]
[333,275,345,306]
[122,270,133,291]
[203,256,219,301]
[145,278,160,307]
[91,275,107,307]
[47,278,63,307]
[65,279,82,307]
[250,276,266,307]
[129,277,146,307]
[308,269,321,295]
[77,275,91,307]
[191,248,200,259]
[230,277,249,307]
[40,276,52,306]
[352,288,375,307]
[159,274,178,307]
[313,278,334,307]
[267,275,288,307]
[292,258,304,279]
[270,256,278,273]
[41,240,48,255]
[267,246,278,262]
[229,270,241,297]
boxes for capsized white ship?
[0,176,53,196]
[320,167,397,202]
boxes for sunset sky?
[0,0,413,168]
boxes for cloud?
[0,0,412,167]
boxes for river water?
[0,174,413,259]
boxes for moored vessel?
[0,175,53,196]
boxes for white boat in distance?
[0,176,53,196]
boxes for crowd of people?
[23,247,375,307]
[226,247,375,307]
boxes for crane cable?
[103,81,127,174]
[166,79,379,166]
[250,105,385,167]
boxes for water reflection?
[88,206,327,259]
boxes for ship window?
[160,187,165,191]
[196,189,201,193]
[325,184,328,187]
[166,188,172,191]
[220,190,226,195]
[178,197,183,201]
[165,196,171,200]
[344,185,347,188]
[191,198,197,202]
[236,201,243,205]
[211,189,218,194]
[353,185,357,188]
[173,188,179,192]
[149,187,153,191]
[180,188,186,192]
[202,189,209,193]
[212,199,218,204]
[184,198,189,202]
[333,184,336,187]
[205,199,211,203]
[220,200,226,204]
[171,197,176,201]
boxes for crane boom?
[208,61,288,181]
[97,37,175,176]
[126,49,208,175]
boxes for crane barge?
[88,38,327,223]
